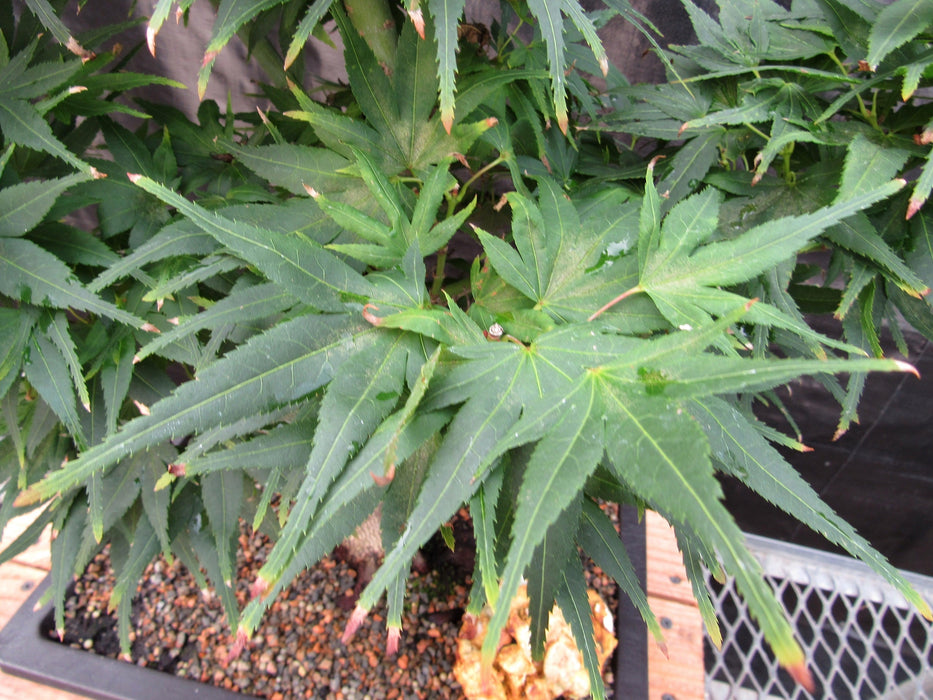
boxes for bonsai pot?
[0,575,241,700]
[0,509,647,699]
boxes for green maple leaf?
[463,303,918,687]
[590,164,906,353]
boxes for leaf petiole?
[588,285,644,321]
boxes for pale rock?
[453,584,617,700]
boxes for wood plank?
[1,511,53,571]
[0,561,48,630]
[0,513,85,699]
[645,510,694,605]
[0,554,85,699]
[645,509,705,700]
[0,676,88,700]
[647,597,705,700]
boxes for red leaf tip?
[386,627,401,656]
[408,8,425,39]
[250,575,269,600]
[342,605,368,644]
[226,627,250,663]
[127,172,142,184]
[786,661,815,693]
[371,462,395,486]
[146,25,158,56]
[894,360,920,378]
[906,196,925,220]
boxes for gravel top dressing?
[56,512,618,700]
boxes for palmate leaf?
[255,331,413,590]
[238,408,451,640]
[473,181,660,331]
[479,375,604,659]
[338,9,500,173]
[17,313,372,504]
[866,0,933,69]
[607,177,906,331]
[476,177,600,308]
[690,395,933,619]
[128,175,373,311]
[454,305,917,682]
[322,156,475,265]
[602,374,812,680]
[461,312,746,654]
[135,282,296,364]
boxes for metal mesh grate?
[704,535,933,699]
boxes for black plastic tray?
[0,576,244,700]
[0,514,647,699]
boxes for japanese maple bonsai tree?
[2,0,933,696]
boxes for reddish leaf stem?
[588,285,642,321]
